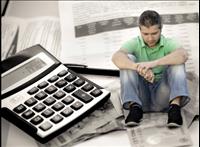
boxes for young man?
[112,10,190,127]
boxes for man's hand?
[144,69,154,83]
[136,61,157,73]
[138,68,154,83]
[136,61,157,83]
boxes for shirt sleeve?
[164,38,182,55]
[120,38,138,54]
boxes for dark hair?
[139,10,162,29]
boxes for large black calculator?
[1,45,110,143]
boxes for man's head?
[139,10,162,48]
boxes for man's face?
[140,25,161,48]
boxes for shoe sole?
[167,122,181,128]
[125,122,140,127]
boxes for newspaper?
[1,17,19,61]
[1,16,62,60]
[183,72,199,126]
[59,117,125,147]
[126,112,193,147]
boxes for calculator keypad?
[25,97,38,107]
[12,66,106,137]
[39,121,53,131]
[41,108,55,118]
[13,104,27,114]
[28,87,39,95]
[22,109,35,119]
[38,81,49,89]
[31,115,44,125]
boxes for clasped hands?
[136,61,157,83]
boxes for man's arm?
[156,48,189,66]
[112,49,154,83]
[112,49,138,70]
[137,48,189,71]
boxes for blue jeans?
[120,55,190,112]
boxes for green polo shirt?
[121,35,180,81]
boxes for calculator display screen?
[2,57,46,92]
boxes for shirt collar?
[139,35,164,48]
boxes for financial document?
[1,17,19,61]
[16,17,61,58]
[59,1,199,75]
[1,16,62,60]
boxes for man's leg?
[120,55,151,110]
[149,75,170,112]
[150,65,190,127]
[167,64,190,127]
[152,64,190,127]
[167,64,190,107]
[120,54,151,126]
[150,64,190,109]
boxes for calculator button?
[81,83,94,92]
[55,79,68,88]
[72,89,93,103]
[50,114,63,124]
[63,84,76,93]
[90,89,103,97]
[43,97,56,106]
[28,87,39,95]
[62,96,74,105]
[52,102,65,111]
[61,108,73,117]
[39,121,53,131]
[38,81,49,89]
[45,85,58,94]
[48,75,59,83]
[24,97,37,107]
[71,101,83,110]
[64,74,77,82]
[57,70,68,77]
[35,91,48,100]
[13,104,27,114]
[33,103,46,112]
[53,90,66,99]
[41,108,55,118]
[30,115,44,125]
[73,79,85,87]
[22,110,35,119]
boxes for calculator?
[1,44,110,143]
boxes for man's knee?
[167,64,186,76]
[120,54,137,76]
[127,54,137,62]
